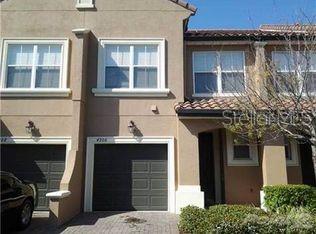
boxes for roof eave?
[169,0,197,15]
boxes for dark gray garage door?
[0,144,66,211]
[93,144,168,211]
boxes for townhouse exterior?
[0,0,315,225]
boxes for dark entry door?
[199,132,215,207]
[93,144,168,211]
[1,144,66,211]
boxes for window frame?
[192,51,247,97]
[0,38,70,97]
[93,39,169,97]
[76,0,94,9]
[284,137,300,166]
[272,51,316,96]
[226,130,259,166]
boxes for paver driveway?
[9,212,179,234]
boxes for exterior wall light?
[128,121,136,134]
[25,121,36,134]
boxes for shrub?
[179,205,266,233]
[179,205,316,234]
[263,184,316,213]
[285,207,316,233]
[178,206,210,233]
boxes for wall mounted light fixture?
[128,121,136,134]
[25,121,36,135]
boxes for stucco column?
[262,145,288,186]
[253,41,267,94]
[49,28,90,225]
[175,119,204,213]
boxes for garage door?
[0,144,66,211]
[93,144,168,211]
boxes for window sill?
[286,160,299,167]
[227,160,259,166]
[76,3,95,9]
[92,88,170,97]
[192,93,242,98]
[0,88,71,97]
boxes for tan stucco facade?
[0,0,306,225]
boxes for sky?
[188,0,316,29]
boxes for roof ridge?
[187,29,258,31]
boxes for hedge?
[178,205,266,233]
[178,205,316,234]
[263,184,316,213]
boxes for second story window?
[272,51,316,94]
[193,51,245,96]
[0,39,70,97]
[94,39,168,97]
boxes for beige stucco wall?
[0,0,192,222]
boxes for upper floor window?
[0,39,70,97]
[226,130,259,166]
[193,51,245,96]
[93,39,168,97]
[272,51,316,94]
[76,0,94,8]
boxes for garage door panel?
[93,144,168,211]
[50,163,66,172]
[151,179,168,190]
[132,161,150,172]
[1,144,66,211]
[150,161,167,173]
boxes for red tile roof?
[260,24,316,33]
[174,98,242,112]
[185,24,315,41]
[174,97,316,115]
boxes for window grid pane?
[195,72,217,93]
[134,67,157,88]
[220,52,244,72]
[105,66,129,88]
[222,72,245,93]
[193,52,217,72]
[6,66,32,88]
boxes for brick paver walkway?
[10,212,179,234]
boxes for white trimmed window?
[193,51,246,96]
[284,137,299,166]
[0,39,70,97]
[272,51,316,94]
[93,39,168,97]
[226,130,259,166]
[76,0,94,8]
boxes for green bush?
[263,184,316,213]
[179,205,266,233]
[178,205,316,234]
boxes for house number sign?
[96,137,107,142]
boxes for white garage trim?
[84,136,175,213]
[0,136,72,177]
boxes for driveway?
[8,212,179,234]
